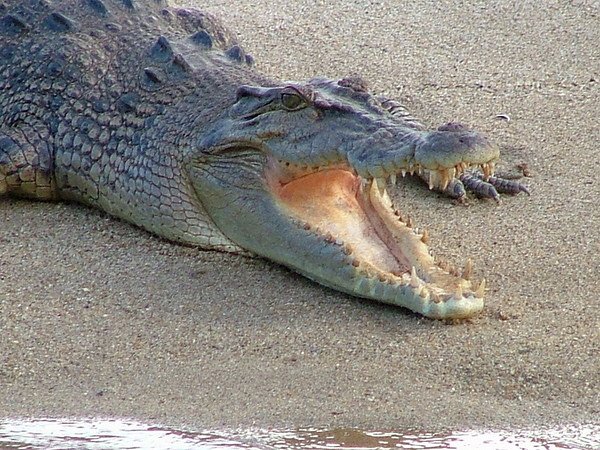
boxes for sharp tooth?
[371,177,392,207]
[428,171,435,190]
[390,173,397,185]
[420,287,429,298]
[401,170,407,177]
[431,292,441,303]
[421,229,430,244]
[410,266,420,288]
[406,216,413,228]
[475,278,486,298]
[463,258,473,280]
[381,187,392,207]
[375,177,386,195]
[482,163,491,179]
[439,169,450,190]
[454,284,463,298]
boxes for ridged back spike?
[172,53,192,73]
[0,13,30,34]
[141,67,166,90]
[104,22,121,32]
[43,12,75,32]
[190,30,212,48]
[149,35,173,62]
[116,92,139,113]
[160,8,173,20]
[225,45,245,63]
[83,0,109,16]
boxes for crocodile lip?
[269,160,486,316]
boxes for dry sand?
[1,0,599,432]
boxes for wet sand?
[1,0,599,432]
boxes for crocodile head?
[187,76,498,319]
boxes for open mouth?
[268,157,488,318]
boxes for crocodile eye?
[281,92,306,111]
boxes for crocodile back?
[0,0,266,248]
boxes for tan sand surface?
[1,0,599,431]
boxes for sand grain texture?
[1,0,599,431]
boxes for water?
[0,418,598,450]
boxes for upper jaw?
[414,128,500,170]
[342,120,499,174]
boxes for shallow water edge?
[0,418,599,450]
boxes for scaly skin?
[0,0,528,319]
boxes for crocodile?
[0,0,529,319]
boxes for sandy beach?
[1,0,598,432]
